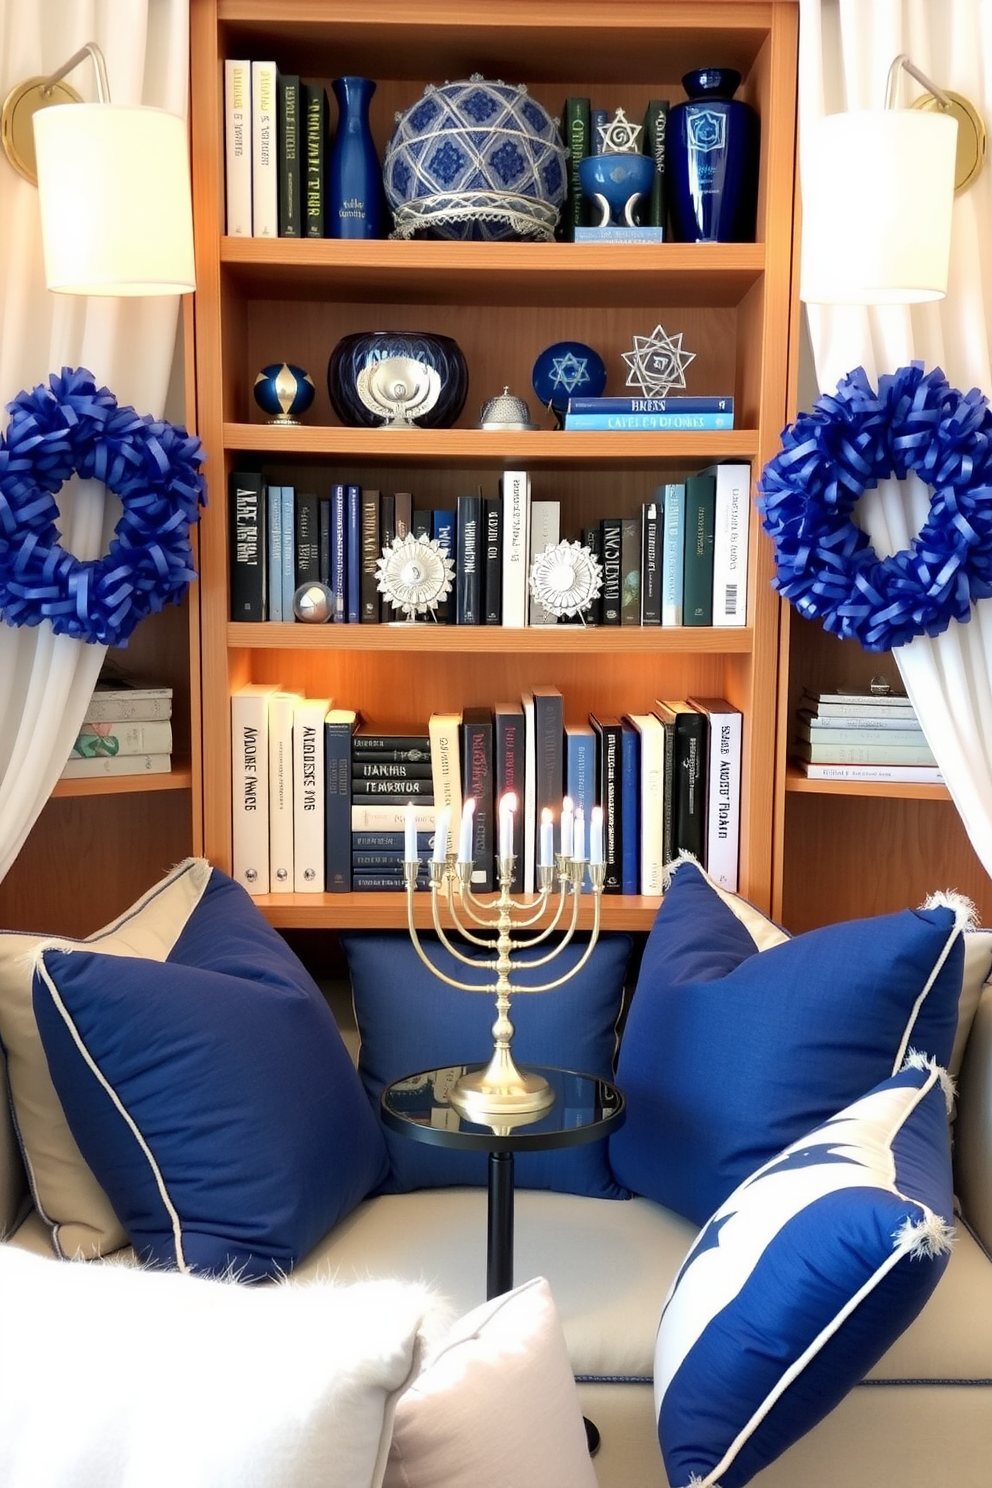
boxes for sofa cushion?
[386,1276,597,1488]
[30,866,388,1279]
[0,858,219,1257]
[0,1245,430,1488]
[610,859,968,1224]
[655,1056,956,1488]
[341,930,632,1198]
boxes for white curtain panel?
[798,0,992,881]
[0,0,188,885]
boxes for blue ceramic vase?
[667,69,759,243]
[329,76,384,239]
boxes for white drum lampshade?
[800,108,958,304]
[32,102,195,296]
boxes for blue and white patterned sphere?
[253,363,316,423]
[384,75,566,242]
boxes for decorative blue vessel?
[667,69,759,243]
[579,153,656,227]
[252,363,315,424]
[329,76,384,239]
[327,330,469,429]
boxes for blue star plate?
[532,340,607,418]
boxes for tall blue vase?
[329,76,384,239]
[667,69,759,243]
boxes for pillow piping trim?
[32,951,188,1271]
[891,921,963,1075]
[673,1061,950,1488]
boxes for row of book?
[792,687,943,783]
[562,394,735,432]
[60,675,175,781]
[230,462,751,630]
[560,97,669,241]
[225,61,328,239]
[231,684,742,898]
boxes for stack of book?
[230,461,750,633]
[224,61,329,239]
[61,677,174,781]
[793,689,942,783]
[562,395,734,431]
[559,96,670,241]
[349,727,436,891]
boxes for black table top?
[380,1064,625,1152]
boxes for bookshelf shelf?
[50,761,194,800]
[227,623,754,654]
[258,890,663,933]
[783,764,950,802]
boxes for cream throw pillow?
[0,857,212,1257]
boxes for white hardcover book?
[292,695,330,892]
[428,711,463,826]
[501,470,530,627]
[231,683,280,895]
[706,462,751,627]
[60,753,172,780]
[84,683,173,723]
[521,691,536,893]
[661,481,685,626]
[528,499,560,625]
[224,59,252,236]
[688,696,743,891]
[251,60,278,238]
[351,803,439,832]
[625,713,665,897]
[268,691,300,892]
[70,720,173,758]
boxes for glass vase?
[329,76,384,239]
[667,68,759,243]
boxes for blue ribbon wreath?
[758,362,992,651]
[0,367,206,647]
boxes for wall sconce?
[1,42,195,296]
[800,54,986,306]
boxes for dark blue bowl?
[327,331,469,429]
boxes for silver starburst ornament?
[622,323,697,396]
[376,532,454,620]
[528,539,603,621]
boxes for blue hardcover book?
[266,483,284,621]
[566,395,734,415]
[280,485,296,621]
[563,411,734,431]
[330,482,347,623]
[621,719,639,895]
[565,722,596,892]
[432,508,455,623]
[346,483,361,623]
[324,707,356,891]
[661,482,686,626]
[590,107,608,153]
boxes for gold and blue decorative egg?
[253,363,316,424]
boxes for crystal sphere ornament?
[667,68,760,243]
[293,582,334,623]
[253,363,316,424]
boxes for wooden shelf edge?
[50,761,193,799]
[784,764,950,802]
[257,892,662,931]
[226,622,754,654]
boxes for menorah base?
[449,1054,556,1123]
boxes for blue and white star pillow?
[655,1054,956,1488]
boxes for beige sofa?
[3,970,992,1488]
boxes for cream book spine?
[626,713,666,897]
[293,696,330,892]
[267,691,299,893]
[688,696,743,891]
[251,60,278,238]
[428,711,463,826]
[231,683,280,895]
[521,691,536,893]
[707,462,751,627]
[224,59,252,235]
[500,470,530,627]
[60,753,172,780]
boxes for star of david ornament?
[597,106,642,154]
[621,324,697,397]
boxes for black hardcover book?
[359,488,381,623]
[352,850,433,869]
[351,775,434,796]
[641,499,662,625]
[483,497,502,624]
[456,492,483,625]
[353,874,430,891]
[654,706,677,867]
[559,96,590,241]
[532,685,564,838]
[582,525,603,625]
[379,493,396,621]
[353,759,433,780]
[600,517,622,625]
[318,496,331,587]
[412,508,431,538]
[642,99,669,231]
[352,831,435,853]
[229,470,265,621]
[590,713,623,893]
[655,700,708,859]
[393,490,413,541]
[351,792,435,806]
[621,516,641,626]
[302,82,327,237]
[294,492,320,588]
[277,73,302,236]
[324,708,356,892]
[494,700,525,892]
[352,732,432,759]
[461,705,495,889]
[683,472,717,626]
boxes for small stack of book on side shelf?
[792,687,942,783]
[562,395,734,431]
[230,686,743,900]
[60,676,174,781]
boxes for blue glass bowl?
[327,331,469,429]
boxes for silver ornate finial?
[375,532,454,620]
[528,540,603,621]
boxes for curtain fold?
[798,0,992,881]
[0,0,188,885]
